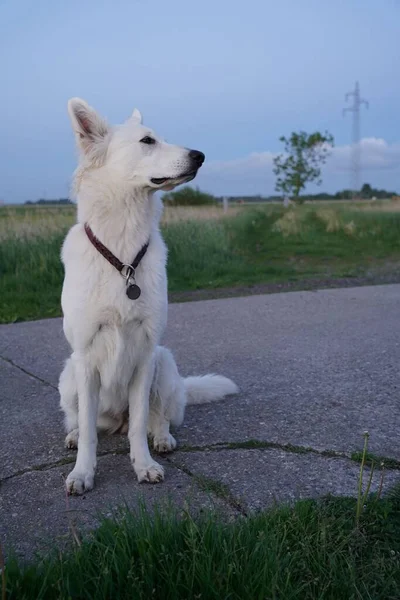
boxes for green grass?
[0,233,66,322]
[5,494,400,599]
[1,203,400,322]
[351,451,400,471]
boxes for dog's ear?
[68,98,110,163]
[130,108,143,124]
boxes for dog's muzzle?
[150,149,205,186]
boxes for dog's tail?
[183,375,238,405]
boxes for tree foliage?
[163,186,216,206]
[273,131,334,203]
[359,183,398,200]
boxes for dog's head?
[68,98,204,192]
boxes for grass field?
[5,490,400,599]
[1,200,400,323]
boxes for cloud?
[195,138,400,196]
[330,138,400,172]
[196,152,276,196]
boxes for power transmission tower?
[343,81,369,198]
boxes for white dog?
[59,98,238,494]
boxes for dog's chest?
[96,313,150,390]
[62,222,168,365]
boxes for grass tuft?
[4,494,400,599]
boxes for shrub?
[163,186,216,206]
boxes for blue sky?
[1,0,399,203]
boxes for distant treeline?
[226,183,399,204]
[25,198,73,205]
[23,183,398,207]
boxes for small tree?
[360,183,373,199]
[273,131,334,204]
[163,186,216,206]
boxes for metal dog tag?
[126,283,141,300]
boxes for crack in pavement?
[0,448,131,485]
[0,355,58,391]
[2,438,400,486]
[165,456,248,516]
[167,439,400,470]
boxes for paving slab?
[0,453,227,560]
[166,285,400,458]
[0,358,63,479]
[171,448,400,512]
[0,285,399,458]
[0,318,68,388]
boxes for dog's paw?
[134,460,164,483]
[66,469,94,495]
[153,433,177,454]
[65,429,79,450]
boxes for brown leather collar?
[84,223,149,277]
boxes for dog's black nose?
[189,149,205,166]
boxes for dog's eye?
[140,136,156,145]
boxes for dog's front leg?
[66,354,100,494]
[129,356,164,483]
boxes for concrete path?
[1,285,400,559]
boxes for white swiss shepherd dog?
[59,98,238,494]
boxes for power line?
[343,81,369,198]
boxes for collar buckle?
[120,264,135,281]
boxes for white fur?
[59,98,238,494]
